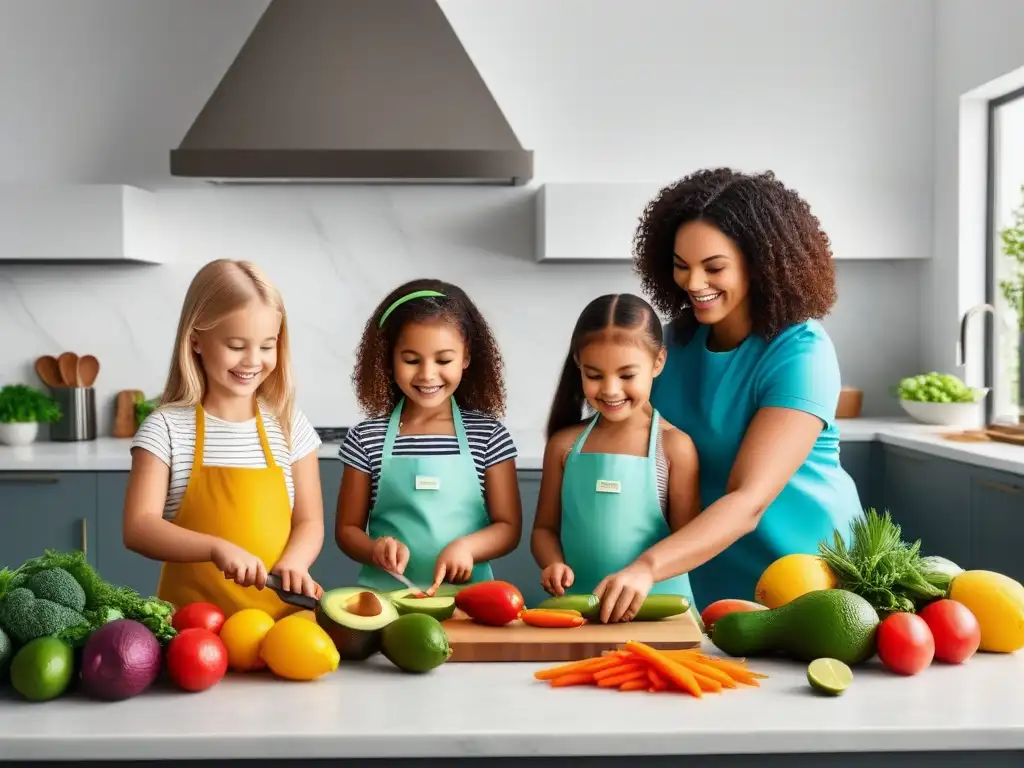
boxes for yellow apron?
[156,403,298,620]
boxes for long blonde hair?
[160,259,295,446]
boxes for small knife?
[264,573,318,610]
[389,569,430,596]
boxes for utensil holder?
[51,387,97,442]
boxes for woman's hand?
[371,536,410,575]
[211,539,268,589]
[593,560,655,623]
[431,539,475,592]
[540,563,575,596]
[271,557,322,599]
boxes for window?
[986,87,1024,422]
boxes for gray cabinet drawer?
[0,471,98,569]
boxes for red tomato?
[918,599,981,664]
[171,602,226,635]
[877,612,935,675]
[166,628,228,692]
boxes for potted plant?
[998,183,1024,422]
[0,384,62,446]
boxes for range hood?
[170,0,533,185]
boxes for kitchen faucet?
[957,303,997,369]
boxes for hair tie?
[378,290,446,328]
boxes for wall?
[0,0,936,433]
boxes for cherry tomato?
[918,599,981,664]
[171,602,226,635]
[877,612,934,675]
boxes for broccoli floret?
[0,586,88,646]
[21,568,87,613]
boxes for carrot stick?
[671,655,737,688]
[597,669,648,688]
[647,668,667,691]
[593,662,641,681]
[625,641,702,697]
[688,671,723,693]
[521,610,585,628]
[619,679,647,691]
[534,655,620,680]
[698,656,762,686]
[549,672,595,687]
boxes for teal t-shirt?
[650,319,862,609]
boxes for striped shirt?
[338,411,518,507]
[131,404,322,520]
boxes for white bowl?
[0,421,40,446]
[899,389,989,428]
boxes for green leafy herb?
[818,508,943,614]
[0,385,62,424]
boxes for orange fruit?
[218,608,276,672]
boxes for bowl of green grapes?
[897,372,989,427]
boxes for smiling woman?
[617,168,864,610]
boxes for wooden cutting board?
[441,611,703,662]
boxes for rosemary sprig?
[818,508,942,614]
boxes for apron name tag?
[415,475,441,491]
[595,479,622,494]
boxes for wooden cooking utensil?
[35,356,64,389]
[113,390,144,438]
[57,352,79,387]
[77,355,100,387]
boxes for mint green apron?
[357,398,495,591]
[560,410,695,605]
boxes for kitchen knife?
[389,569,430,596]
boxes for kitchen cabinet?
[310,459,361,588]
[838,442,877,511]
[879,445,972,567]
[493,470,544,607]
[94,473,161,596]
[0,472,97,570]
[968,469,1024,582]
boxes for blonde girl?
[123,259,324,619]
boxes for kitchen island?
[1,641,1022,766]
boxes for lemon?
[259,615,340,681]
[949,570,1024,653]
[755,554,837,609]
[219,608,276,672]
[807,657,853,696]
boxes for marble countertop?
[0,417,1022,475]
[1,641,1023,761]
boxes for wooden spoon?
[35,355,63,389]
[57,352,79,387]
[77,355,100,387]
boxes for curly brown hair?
[352,278,507,418]
[632,167,837,341]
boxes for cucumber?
[535,593,689,621]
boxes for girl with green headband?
[335,279,523,595]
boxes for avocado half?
[386,587,458,621]
[317,587,400,661]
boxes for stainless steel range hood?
[170,0,533,185]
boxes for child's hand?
[430,539,474,593]
[271,558,322,599]
[541,563,575,596]
[211,539,268,589]
[371,536,410,575]
[593,561,655,623]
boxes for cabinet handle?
[0,473,59,484]
[80,517,88,557]
[975,479,1024,496]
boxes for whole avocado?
[710,589,880,666]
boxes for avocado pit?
[346,591,384,617]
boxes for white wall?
[0,0,937,434]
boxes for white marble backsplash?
[0,185,924,435]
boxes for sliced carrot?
[624,641,702,698]
[672,655,737,688]
[593,662,642,681]
[597,669,648,688]
[697,656,762,686]
[549,672,594,687]
[521,609,585,628]
[688,671,723,693]
[533,655,619,680]
[647,668,667,691]
[619,679,647,691]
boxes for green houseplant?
[0,384,62,446]
[998,182,1024,419]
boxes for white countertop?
[1,417,1021,476]
[1,640,1023,760]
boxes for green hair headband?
[378,290,446,328]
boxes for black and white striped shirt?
[338,411,518,507]
[132,405,321,520]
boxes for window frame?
[984,84,1024,425]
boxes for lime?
[10,636,75,701]
[0,627,12,682]
[380,613,452,673]
[807,657,853,696]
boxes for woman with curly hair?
[335,279,522,595]
[591,168,863,613]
